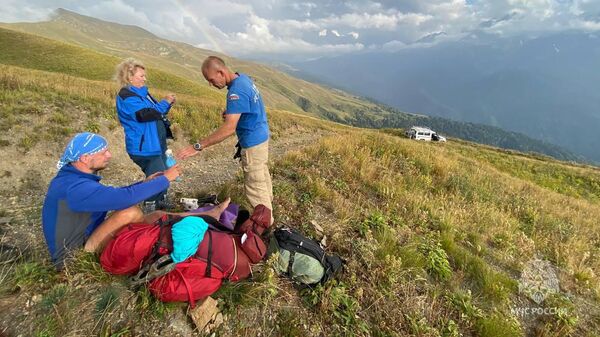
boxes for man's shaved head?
[202,56,227,72]
[202,56,235,89]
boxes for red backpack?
[100,222,160,275]
[148,259,223,305]
[100,216,254,279]
[100,205,272,306]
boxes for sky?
[1,0,600,60]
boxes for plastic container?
[165,149,180,181]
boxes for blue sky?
[2,0,600,60]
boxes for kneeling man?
[42,132,180,269]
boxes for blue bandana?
[57,132,108,170]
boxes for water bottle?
[165,149,180,181]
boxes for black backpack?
[268,227,343,284]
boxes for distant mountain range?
[0,9,586,162]
[289,31,600,162]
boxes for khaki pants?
[241,140,274,223]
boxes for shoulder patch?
[228,93,240,101]
[118,87,139,100]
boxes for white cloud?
[269,18,320,37]
[2,0,600,60]
[291,2,317,17]
[0,0,53,22]
[380,40,407,52]
[571,19,600,31]
[319,11,433,30]
[212,13,364,57]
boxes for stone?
[189,296,220,332]
[310,220,324,235]
[210,313,224,329]
[167,312,194,337]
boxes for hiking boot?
[156,199,176,211]
[142,201,156,214]
[130,255,176,286]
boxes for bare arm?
[199,113,240,148]
[177,113,241,160]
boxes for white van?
[406,126,434,141]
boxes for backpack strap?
[204,231,213,278]
[146,92,159,104]
[286,251,296,276]
[140,214,179,270]
[141,216,167,270]
[229,236,238,279]
[174,266,196,308]
[197,214,232,232]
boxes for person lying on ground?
[42,132,181,270]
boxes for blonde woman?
[114,58,176,209]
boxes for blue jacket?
[42,164,170,269]
[116,85,172,156]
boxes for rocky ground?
[0,123,330,337]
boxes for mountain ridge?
[291,31,600,162]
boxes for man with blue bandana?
[42,132,181,269]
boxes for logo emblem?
[518,259,560,304]
[228,93,240,101]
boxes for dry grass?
[265,132,600,336]
[1,63,599,336]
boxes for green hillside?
[0,26,221,101]
[0,20,599,337]
[0,9,584,162]
[0,8,385,120]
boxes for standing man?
[178,56,273,223]
[42,132,180,269]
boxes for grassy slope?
[1,27,600,337]
[0,9,386,121]
[0,26,221,101]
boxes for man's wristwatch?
[193,143,203,151]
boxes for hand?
[176,145,200,160]
[144,171,164,182]
[165,93,176,105]
[163,164,181,182]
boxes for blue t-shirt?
[225,73,270,148]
